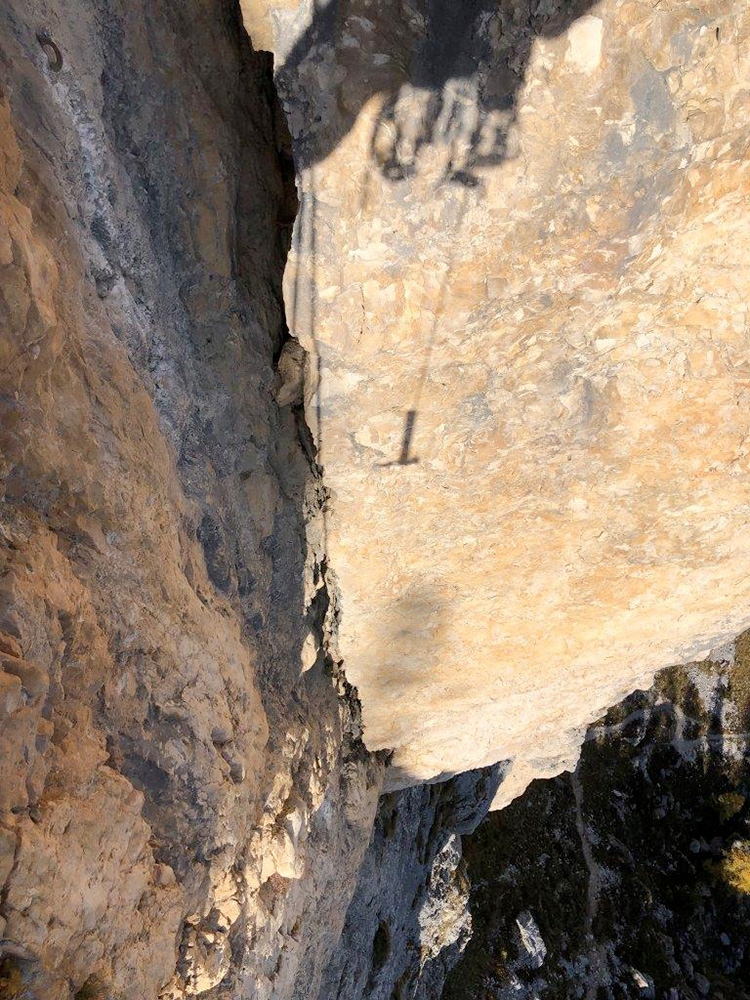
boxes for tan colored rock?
[3,0,750,993]
[253,0,750,802]
[241,0,301,52]
[0,2,383,996]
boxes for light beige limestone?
[249,0,750,804]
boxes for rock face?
[0,1,505,996]
[319,764,506,1000]
[243,0,750,801]
[3,0,750,997]
[0,1,389,996]
[444,635,750,1000]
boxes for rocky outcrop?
[319,764,506,1000]
[0,2,387,995]
[3,0,750,997]
[244,0,750,802]
[444,634,750,1000]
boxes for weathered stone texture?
[319,763,506,1000]
[3,0,750,996]
[0,2,385,996]
[445,636,750,999]
[249,0,750,801]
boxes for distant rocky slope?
[445,635,750,1000]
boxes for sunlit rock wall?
[243,0,750,803]
[0,1,385,996]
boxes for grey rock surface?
[319,764,507,1000]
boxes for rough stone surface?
[0,2,505,996]
[0,2,386,996]
[245,0,750,801]
[445,635,750,999]
[4,0,750,997]
[319,763,506,1000]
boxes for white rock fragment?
[631,968,655,995]
[516,910,547,969]
[565,16,604,75]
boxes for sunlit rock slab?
[244,0,750,803]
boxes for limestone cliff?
[2,0,750,998]
[244,0,750,802]
[0,2,389,995]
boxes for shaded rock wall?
[445,634,750,1000]
[319,764,507,1000]
[244,0,750,802]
